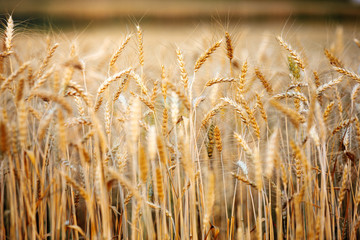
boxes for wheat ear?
[30,91,72,114]
[277,36,305,70]
[270,99,305,129]
[324,48,343,67]
[206,77,236,87]
[234,132,253,158]
[225,32,234,62]
[109,34,132,69]
[316,76,343,95]
[0,61,30,94]
[4,15,14,53]
[38,43,59,78]
[137,26,144,66]
[237,60,247,95]
[265,129,279,178]
[156,167,164,203]
[194,40,222,72]
[338,164,349,207]
[176,48,189,91]
[255,67,273,94]
[201,102,226,127]
[333,66,360,83]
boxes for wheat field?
[1,16,360,239]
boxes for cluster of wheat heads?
[1,15,360,239]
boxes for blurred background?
[0,0,359,61]
[0,0,359,25]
